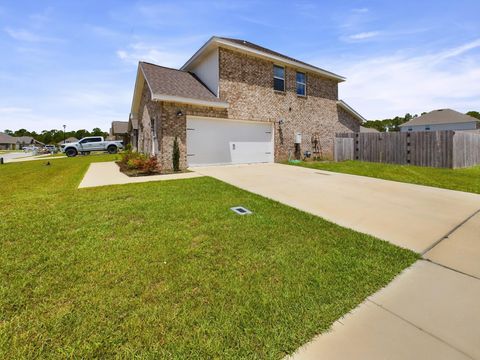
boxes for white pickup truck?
[62,136,123,157]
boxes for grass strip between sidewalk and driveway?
[0,155,418,359]
[288,160,480,195]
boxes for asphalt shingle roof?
[140,62,223,103]
[400,109,479,127]
[0,132,16,144]
[111,121,128,134]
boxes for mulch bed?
[116,161,190,177]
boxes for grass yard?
[0,156,417,359]
[289,160,480,194]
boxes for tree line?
[3,128,109,145]
[362,111,480,132]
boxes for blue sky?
[0,0,479,132]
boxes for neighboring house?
[359,126,379,133]
[399,109,480,132]
[109,121,129,143]
[15,136,43,149]
[58,137,79,145]
[0,132,17,150]
[129,36,364,171]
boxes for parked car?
[62,136,123,157]
[23,145,40,152]
[44,145,57,153]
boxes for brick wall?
[218,47,359,159]
[157,102,227,172]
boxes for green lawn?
[0,156,417,359]
[289,160,480,194]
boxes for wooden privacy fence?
[335,130,480,168]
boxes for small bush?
[142,156,159,174]
[119,150,160,175]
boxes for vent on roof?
[230,206,252,215]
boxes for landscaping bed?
[0,155,418,359]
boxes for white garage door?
[186,117,274,166]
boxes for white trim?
[186,115,274,125]
[181,36,346,82]
[337,100,366,123]
[152,94,229,108]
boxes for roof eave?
[337,100,366,123]
[400,120,477,127]
[181,36,346,82]
[152,94,229,108]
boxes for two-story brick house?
[129,36,364,171]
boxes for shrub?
[142,156,159,174]
[173,137,180,172]
[119,150,159,174]
[120,150,143,166]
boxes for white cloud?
[116,42,189,67]
[318,39,480,119]
[352,8,369,13]
[347,31,380,41]
[0,107,32,114]
[4,27,61,42]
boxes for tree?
[467,111,480,120]
[91,127,104,136]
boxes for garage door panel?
[187,117,273,166]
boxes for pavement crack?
[421,208,480,256]
[367,299,475,360]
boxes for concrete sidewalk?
[425,211,480,279]
[79,161,203,188]
[289,260,480,360]
[3,153,66,163]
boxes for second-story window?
[296,72,306,96]
[273,65,285,91]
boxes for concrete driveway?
[195,163,480,359]
[195,163,480,253]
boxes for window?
[273,65,285,91]
[80,138,101,144]
[296,72,306,96]
[425,127,430,131]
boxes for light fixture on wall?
[277,119,284,125]
[176,110,184,117]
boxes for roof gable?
[181,36,345,82]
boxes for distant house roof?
[58,137,78,145]
[181,36,345,82]
[15,136,35,144]
[0,132,16,144]
[111,121,128,135]
[400,109,479,127]
[360,126,379,133]
[139,62,228,108]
